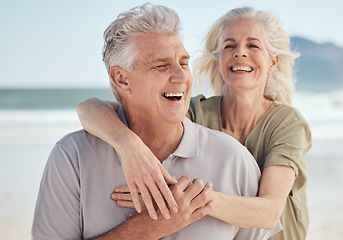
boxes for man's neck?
[124,109,184,162]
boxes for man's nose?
[170,64,188,83]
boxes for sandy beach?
[0,109,343,239]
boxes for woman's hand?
[117,134,178,220]
[76,98,178,220]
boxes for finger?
[115,185,131,193]
[160,166,178,185]
[170,176,192,193]
[184,178,205,200]
[153,171,178,213]
[137,181,158,220]
[190,200,216,222]
[190,182,213,209]
[127,180,142,213]
[144,174,171,219]
[117,200,135,209]
[111,193,132,201]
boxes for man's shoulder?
[56,129,108,152]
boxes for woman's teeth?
[231,66,252,72]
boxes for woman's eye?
[249,44,259,48]
[224,45,234,49]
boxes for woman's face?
[217,19,278,94]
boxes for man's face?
[125,33,193,126]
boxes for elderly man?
[32,3,281,240]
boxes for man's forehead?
[134,34,189,63]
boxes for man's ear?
[109,66,131,93]
[268,56,279,74]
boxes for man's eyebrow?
[146,58,170,65]
[181,55,191,61]
[147,55,190,65]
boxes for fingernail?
[136,207,142,213]
[151,213,157,220]
[163,213,170,219]
[172,206,178,213]
[111,194,116,200]
[208,182,213,187]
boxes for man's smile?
[162,92,184,101]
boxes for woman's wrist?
[108,125,142,153]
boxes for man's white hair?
[102,3,182,101]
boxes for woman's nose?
[234,46,247,58]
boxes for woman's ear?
[109,66,131,93]
[268,56,279,74]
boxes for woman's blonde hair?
[193,7,298,104]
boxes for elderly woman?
[77,7,311,240]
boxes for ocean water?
[1,89,343,239]
[0,88,115,110]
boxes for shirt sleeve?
[264,106,312,184]
[32,142,82,240]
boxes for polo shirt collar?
[173,117,199,158]
[117,107,199,159]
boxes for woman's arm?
[210,165,295,229]
[113,165,294,229]
[76,98,178,220]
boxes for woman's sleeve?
[264,107,312,189]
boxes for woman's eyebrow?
[247,37,261,42]
[223,38,235,43]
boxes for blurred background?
[1,0,342,239]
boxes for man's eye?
[155,65,168,70]
[180,63,189,68]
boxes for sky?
[0,0,342,89]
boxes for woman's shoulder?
[188,94,223,130]
[268,101,308,123]
[190,94,222,106]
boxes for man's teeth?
[232,66,252,72]
[162,92,183,101]
[163,93,183,97]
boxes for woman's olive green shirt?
[186,95,312,240]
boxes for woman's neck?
[221,89,273,145]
